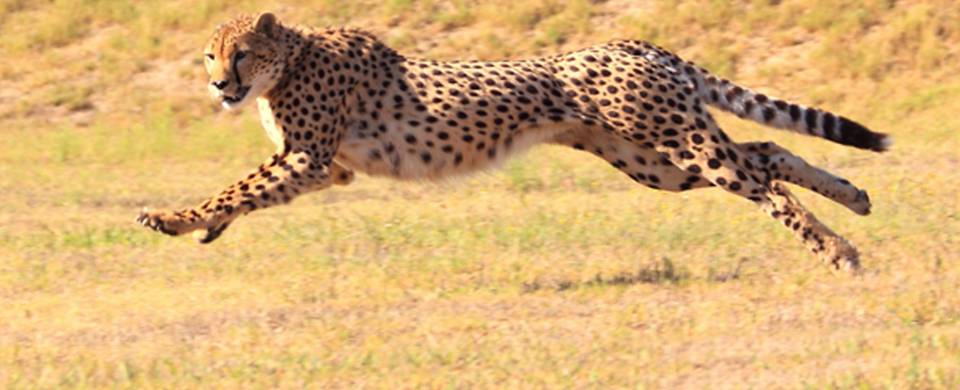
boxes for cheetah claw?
[136,208,179,236]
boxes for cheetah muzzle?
[222,85,250,106]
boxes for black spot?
[762,107,776,122]
[695,117,707,129]
[725,86,743,103]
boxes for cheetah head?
[204,13,287,110]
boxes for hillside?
[1,1,959,388]
[2,0,958,132]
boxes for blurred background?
[1,0,958,388]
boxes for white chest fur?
[257,98,285,152]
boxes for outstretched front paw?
[136,208,198,237]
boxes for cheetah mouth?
[221,86,251,106]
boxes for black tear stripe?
[232,46,243,87]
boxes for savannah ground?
[1,0,959,388]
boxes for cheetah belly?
[336,121,574,181]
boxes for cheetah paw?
[821,237,862,275]
[136,208,195,237]
[849,189,872,216]
[137,207,180,236]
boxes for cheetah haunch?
[138,13,890,273]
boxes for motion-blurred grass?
[1,0,959,388]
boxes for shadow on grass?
[522,257,691,293]
[706,257,748,283]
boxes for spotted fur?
[138,13,890,272]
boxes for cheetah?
[138,13,890,273]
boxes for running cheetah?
[138,13,890,273]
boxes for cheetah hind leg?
[741,141,872,216]
[554,131,872,214]
[554,128,861,272]
[656,135,861,273]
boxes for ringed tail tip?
[838,117,891,152]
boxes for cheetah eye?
[204,53,215,61]
[235,51,247,61]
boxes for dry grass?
[1,0,959,388]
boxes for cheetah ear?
[255,13,277,37]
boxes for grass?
[2,0,960,388]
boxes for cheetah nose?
[211,80,229,90]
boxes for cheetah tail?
[683,65,891,152]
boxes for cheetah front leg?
[137,152,348,243]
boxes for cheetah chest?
[257,97,285,151]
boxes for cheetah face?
[203,13,285,110]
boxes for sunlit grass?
[1,0,959,388]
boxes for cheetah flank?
[138,13,890,273]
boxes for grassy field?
[1,0,959,388]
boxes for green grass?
[1,0,960,388]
